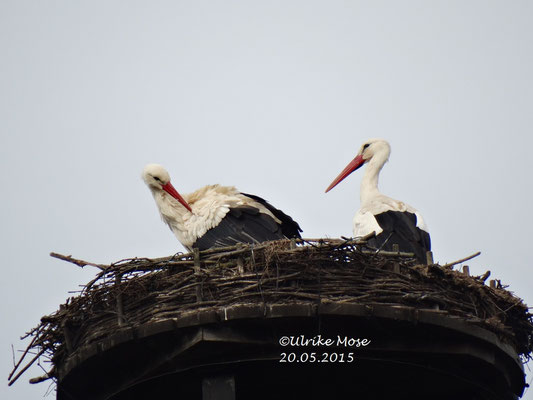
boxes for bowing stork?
[142,164,302,251]
[325,139,431,262]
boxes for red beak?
[325,154,365,193]
[162,182,193,212]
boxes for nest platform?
[10,239,533,399]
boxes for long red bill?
[162,182,193,212]
[325,154,365,193]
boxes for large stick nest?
[9,238,533,386]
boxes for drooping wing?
[240,192,302,238]
[191,205,290,250]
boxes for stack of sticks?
[8,238,533,387]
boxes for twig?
[504,298,524,313]
[373,232,394,255]
[8,326,43,380]
[8,348,46,386]
[360,249,415,258]
[193,248,203,302]
[442,252,481,269]
[475,271,491,283]
[354,231,377,243]
[82,269,109,293]
[29,368,54,384]
[50,252,108,271]
[44,380,56,397]
[115,273,124,326]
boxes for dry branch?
[50,252,108,270]
[8,348,46,386]
[442,251,481,269]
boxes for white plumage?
[142,164,302,251]
[326,139,430,262]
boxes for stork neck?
[360,158,383,204]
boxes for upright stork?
[325,139,431,262]
[142,164,302,251]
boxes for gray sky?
[1,1,532,398]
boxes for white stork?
[325,139,431,262]
[142,164,302,251]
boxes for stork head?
[142,164,192,212]
[325,139,390,193]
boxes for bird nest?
[9,238,533,386]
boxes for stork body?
[326,139,430,262]
[142,164,302,251]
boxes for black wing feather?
[192,205,295,250]
[367,211,431,263]
[240,192,302,238]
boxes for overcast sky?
[1,1,532,398]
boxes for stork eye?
[363,143,370,150]
[153,176,161,182]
